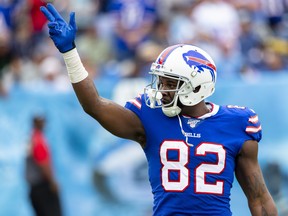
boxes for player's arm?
[235,140,278,216]
[72,78,145,145]
[40,4,145,145]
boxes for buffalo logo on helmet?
[182,50,216,82]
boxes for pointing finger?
[40,6,55,22]
[46,3,64,21]
[69,12,76,30]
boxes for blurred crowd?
[1,1,288,215]
[1,0,288,97]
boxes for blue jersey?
[125,94,262,216]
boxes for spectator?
[191,0,243,79]
[106,0,157,60]
[25,115,62,216]
[33,56,72,94]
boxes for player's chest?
[147,117,239,159]
[149,117,229,143]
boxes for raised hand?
[40,3,77,53]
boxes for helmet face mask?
[144,44,217,117]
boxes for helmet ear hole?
[193,86,201,93]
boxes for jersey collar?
[181,102,219,119]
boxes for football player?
[40,4,277,215]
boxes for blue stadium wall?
[0,74,287,216]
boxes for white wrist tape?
[62,48,88,83]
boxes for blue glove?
[40,3,77,53]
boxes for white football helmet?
[144,44,217,117]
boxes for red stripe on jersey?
[249,115,259,124]
[245,125,262,133]
[129,99,141,109]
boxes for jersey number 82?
[160,140,226,194]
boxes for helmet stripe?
[157,44,183,65]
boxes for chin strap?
[162,94,182,117]
[146,88,182,117]
[162,106,181,117]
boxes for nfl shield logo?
[187,119,200,128]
